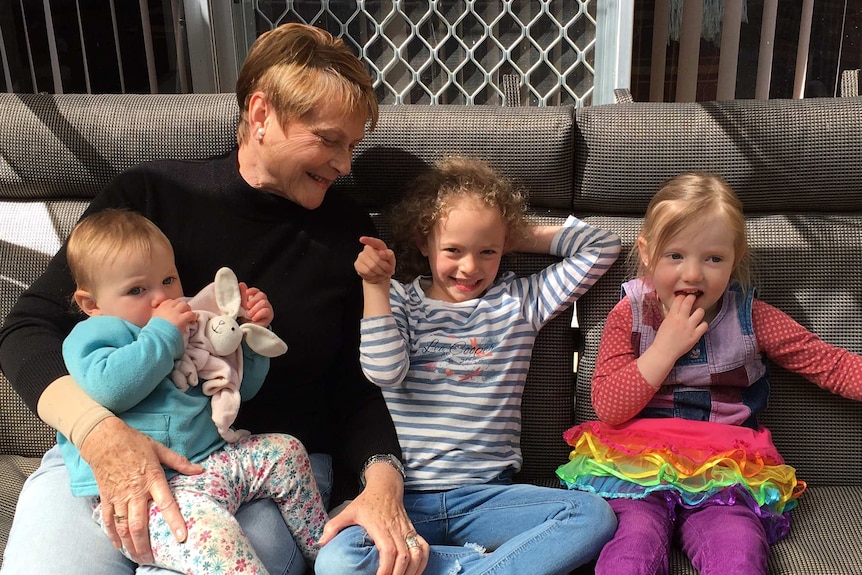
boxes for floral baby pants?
[93,433,327,574]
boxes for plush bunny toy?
[171,267,287,443]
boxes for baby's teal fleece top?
[59,315,268,496]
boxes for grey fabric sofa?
[1,93,862,574]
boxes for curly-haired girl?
[316,156,622,575]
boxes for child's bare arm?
[355,236,395,318]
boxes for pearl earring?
[256,127,265,141]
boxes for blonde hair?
[635,172,751,287]
[67,209,173,292]
[235,23,378,144]
[390,156,528,281]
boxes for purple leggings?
[595,494,769,575]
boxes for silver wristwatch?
[360,453,406,487]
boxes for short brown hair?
[390,156,528,281]
[67,209,173,291]
[235,23,378,144]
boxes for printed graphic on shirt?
[414,335,496,381]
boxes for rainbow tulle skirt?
[556,418,806,543]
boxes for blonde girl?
[558,172,862,575]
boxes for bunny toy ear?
[241,324,288,357]
[213,267,242,318]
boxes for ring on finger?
[114,514,127,522]
[405,535,420,550]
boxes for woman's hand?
[319,463,429,575]
[79,416,204,564]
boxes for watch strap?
[360,453,406,487]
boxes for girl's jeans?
[315,483,617,575]
[596,494,769,575]
[0,444,332,575]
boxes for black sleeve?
[328,208,402,493]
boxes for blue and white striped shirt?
[359,216,620,490]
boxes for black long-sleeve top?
[0,150,401,496]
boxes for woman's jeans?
[0,445,332,575]
[315,483,617,575]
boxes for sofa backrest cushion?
[0,93,243,457]
[0,95,578,483]
[0,94,240,200]
[334,105,575,214]
[338,105,580,483]
[572,98,862,486]
[574,97,862,214]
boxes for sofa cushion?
[575,214,862,487]
[0,93,241,201]
[573,97,862,215]
[335,104,577,213]
[0,199,89,455]
[0,454,41,562]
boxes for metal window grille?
[247,1,598,106]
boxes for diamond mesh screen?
[252,1,596,106]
